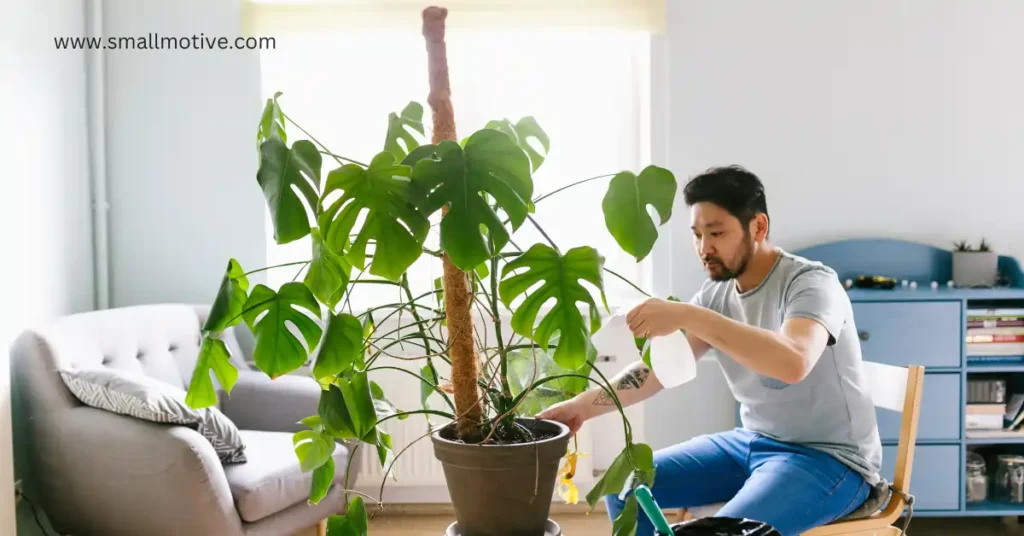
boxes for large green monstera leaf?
[602,165,676,262]
[383,101,424,161]
[312,312,363,382]
[202,258,250,333]
[414,129,533,271]
[184,336,237,409]
[499,244,607,370]
[484,117,550,172]
[321,153,429,281]
[258,137,322,245]
[186,258,250,409]
[243,282,323,378]
[304,226,352,309]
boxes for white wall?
[103,0,267,308]
[646,0,1024,449]
[1,0,95,533]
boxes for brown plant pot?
[431,418,571,536]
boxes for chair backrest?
[861,361,925,496]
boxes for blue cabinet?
[852,301,962,368]
[877,372,960,442]
[790,238,1024,518]
[880,445,961,511]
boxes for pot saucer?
[444,519,562,536]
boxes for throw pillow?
[59,367,246,464]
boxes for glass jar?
[995,455,1024,503]
[966,452,988,503]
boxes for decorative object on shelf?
[854,274,897,289]
[953,239,999,288]
[995,455,1024,504]
[966,451,988,503]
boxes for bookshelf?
[791,238,1024,518]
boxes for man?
[538,166,882,536]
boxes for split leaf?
[305,227,352,309]
[602,166,676,262]
[414,129,533,271]
[258,138,321,245]
[499,244,607,371]
[322,152,429,281]
[312,312,363,382]
[184,335,237,409]
[383,102,424,161]
[243,283,323,378]
[203,258,250,334]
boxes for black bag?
[669,516,781,536]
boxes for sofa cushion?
[59,366,247,463]
[224,430,349,523]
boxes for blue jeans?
[606,429,871,536]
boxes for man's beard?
[704,235,754,281]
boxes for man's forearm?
[573,361,663,419]
[680,304,804,383]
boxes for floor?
[297,514,1024,535]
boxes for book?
[969,320,1024,328]
[967,413,1004,429]
[968,334,1024,344]
[968,308,1024,318]
[967,342,1024,356]
[967,403,1008,415]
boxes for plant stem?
[604,267,651,298]
[368,366,456,412]
[342,442,360,506]
[526,214,559,253]
[533,173,616,204]
[400,275,444,395]
[375,408,455,426]
[317,149,368,168]
[490,251,512,399]
[283,112,366,169]
[368,317,445,348]
[242,260,311,277]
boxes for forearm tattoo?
[593,365,651,405]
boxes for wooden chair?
[676,362,924,536]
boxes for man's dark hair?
[683,165,769,236]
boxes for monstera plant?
[185,7,679,535]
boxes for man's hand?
[537,399,588,435]
[626,298,688,338]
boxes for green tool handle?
[634,485,673,535]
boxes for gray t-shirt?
[691,250,882,484]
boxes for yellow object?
[556,440,587,504]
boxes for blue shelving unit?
[789,238,1024,517]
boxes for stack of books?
[967,393,1024,438]
[967,308,1024,363]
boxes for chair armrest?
[221,369,322,434]
[44,406,244,536]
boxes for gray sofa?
[10,303,356,536]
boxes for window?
[259,28,653,312]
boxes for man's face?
[690,202,755,281]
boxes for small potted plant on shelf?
[184,7,670,536]
[953,238,999,288]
